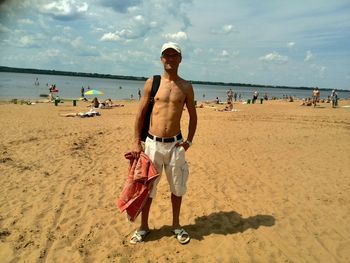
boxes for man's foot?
[130,230,150,244]
[172,228,190,244]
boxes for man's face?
[161,49,181,70]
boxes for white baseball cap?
[161,42,181,54]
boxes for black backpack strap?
[140,75,161,142]
[150,75,161,101]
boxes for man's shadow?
[146,211,275,241]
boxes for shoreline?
[3,65,342,91]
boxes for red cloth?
[117,152,159,222]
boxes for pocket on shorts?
[173,145,186,165]
[173,161,189,190]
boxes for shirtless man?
[130,42,197,245]
[312,87,320,107]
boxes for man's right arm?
[131,77,153,157]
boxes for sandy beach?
[0,98,349,263]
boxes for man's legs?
[129,197,153,244]
[140,197,153,230]
[171,193,190,243]
[171,193,182,228]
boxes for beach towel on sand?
[117,152,159,222]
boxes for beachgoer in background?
[48,85,56,101]
[130,42,197,245]
[215,97,220,104]
[138,89,141,100]
[81,86,85,98]
[300,98,312,106]
[217,101,233,111]
[316,88,320,105]
[331,90,338,108]
[264,93,268,100]
[60,108,101,118]
[227,88,233,102]
[105,98,113,107]
[252,91,259,104]
[312,87,320,107]
[102,99,124,108]
[233,92,237,102]
[91,97,100,108]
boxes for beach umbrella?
[85,89,104,95]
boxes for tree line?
[1,65,328,91]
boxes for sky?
[0,0,349,90]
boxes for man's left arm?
[183,84,197,151]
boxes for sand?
[0,99,349,263]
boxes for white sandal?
[172,228,190,244]
[130,230,150,244]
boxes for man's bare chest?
[155,83,186,103]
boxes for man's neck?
[162,71,179,82]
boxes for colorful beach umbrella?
[85,89,104,95]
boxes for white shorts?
[145,134,189,198]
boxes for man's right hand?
[131,141,143,159]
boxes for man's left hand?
[176,141,190,151]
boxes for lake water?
[0,72,349,101]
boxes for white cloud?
[149,21,158,28]
[44,48,61,58]
[221,50,229,57]
[133,15,144,23]
[70,37,83,49]
[193,48,203,55]
[304,50,313,61]
[18,35,36,47]
[52,35,82,48]
[62,26,72,33]
[212,24,237,34]
[118,29,134,38]
[222,24,235,33]
[259,52,288,64]
[18,19,34,25]
[100,26,143,41]
[287,42,295,48]
[163,31,188,41]
[100,0,142,13]
[41,0,89,20]
[100,32,121,42]
[52,35,69,44]
[91,26,105,33]
[76,3,88,12]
